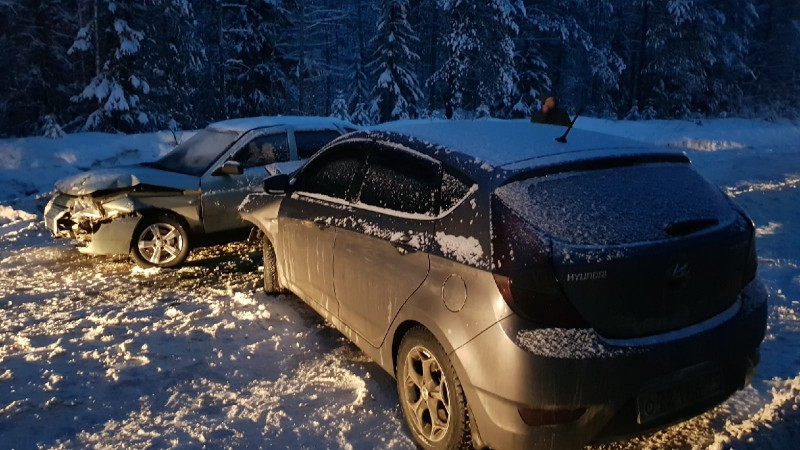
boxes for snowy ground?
[1,118,799,449]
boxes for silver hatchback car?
[239,120,767,449]
[44,116,356,267]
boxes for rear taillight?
[491,198,588,328]
[493,274,587,328]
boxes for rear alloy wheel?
[397,327,470,450]
[131,215,190,268]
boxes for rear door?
[333,146,438,347]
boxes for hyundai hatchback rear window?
[494,163,735,245]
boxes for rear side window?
[295,144,367,200]
[440,170,473,213]
[495,163,734,245]
[358,149,441,216]
[295,130,343,159]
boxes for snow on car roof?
[208,115,354,134]
[371,119,668,168]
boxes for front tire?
[262,236,281,293]
[130,214,190,268]
[397,327,470,450]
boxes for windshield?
[148,129,240,176]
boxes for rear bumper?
[452,279,768,450]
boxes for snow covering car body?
[44,116,356,267]
[239,120,768,449]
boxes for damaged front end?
[44,191,142,255]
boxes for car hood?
[55,164,199,196]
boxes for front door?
[201,129,290,233]
[278,143,369,314]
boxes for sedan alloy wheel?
[131,215,189,268]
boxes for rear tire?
[397,327,471,450]
[130,214,190,268]
[262,236,281,293]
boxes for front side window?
[358,149,441,216]
[231,133,290,168]
[295,130,343,159]
[294,144,368,200]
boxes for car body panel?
[238,120,768,449]
[55,164,200,196]
[78,216,142,255]
[278,193,340,314]
[450,279,767,449]
[333,207,433,347]
[201,127,289,233]
[47,116,355,261]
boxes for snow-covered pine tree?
[370,0,423,123]
[220,0,294,118]
[621,0,757,118]
[331,90,349,120]
[69,0,154,132]
[346,0,374,123]
[409,0,445,114]
[142,0,208,130]
[431,0,524,118]
[1,0,75,136]
[514,0,623,119]
[746,0,800,118]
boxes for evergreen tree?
[370,0,423,123]
[1,0,74,136]
[747,0,800,118]
[331,90,349,120]
[220,0,294,118]
[515,0,624,118]
[143,0,208,130]
[347,0,374,122]
[68,0,154,132]
[431,0,524,118]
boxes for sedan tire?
[397,327,471,450]
[130,214,190,268]
[262,237,282,293]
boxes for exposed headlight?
[70,197,104,220]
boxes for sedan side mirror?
[214,160,244,176]
[263,173,293,194]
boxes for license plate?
[636,368,726,424]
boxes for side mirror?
[214,160,244,176]
[263,173,292,194]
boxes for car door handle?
[313,219,330,230]
[390,233,416,255]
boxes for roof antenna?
[556,106,585,143]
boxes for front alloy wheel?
[131,215,189,268]
[397,327,470,450]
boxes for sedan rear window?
[495,163,735,245]
[295,130,343,159]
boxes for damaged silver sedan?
[44,116,355,267]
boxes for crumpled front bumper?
[44,193,142,255]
